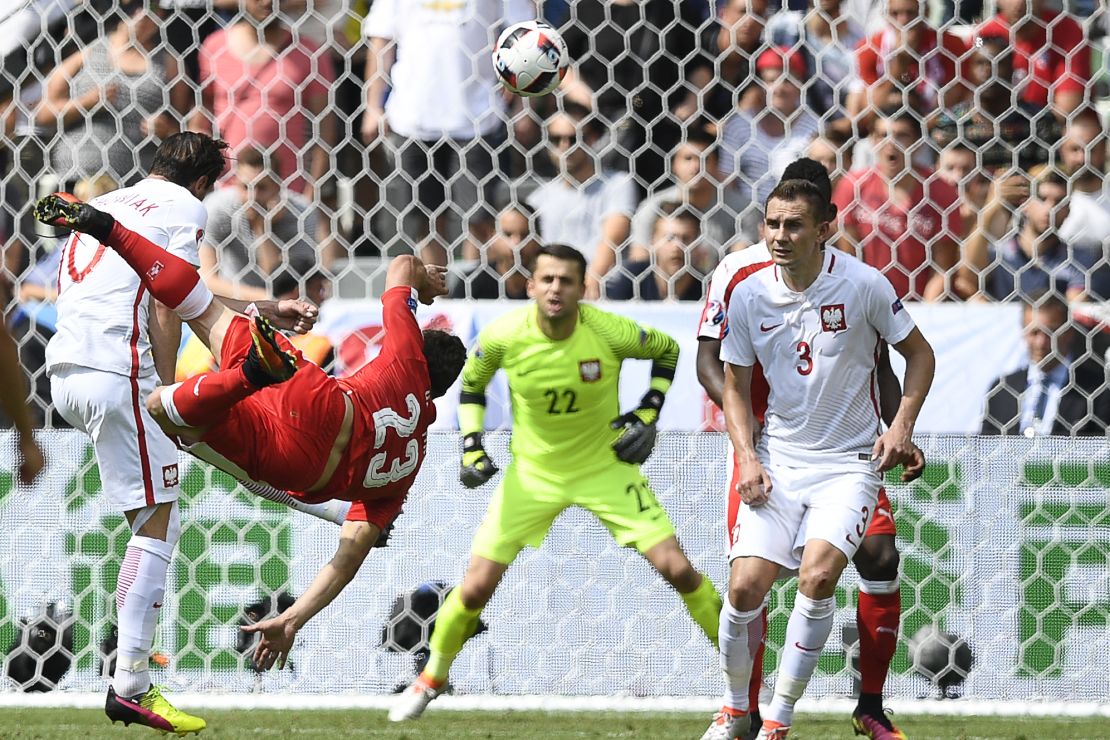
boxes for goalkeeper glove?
[610,389,664,465]
[460,432,499,488]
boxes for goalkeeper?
[391,243,722,721]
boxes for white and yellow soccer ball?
[492,20,569,97]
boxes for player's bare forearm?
[722,363,758,460]
[150,301,182,386]
[218,296,319,335]
[696,339,725,409]
[0,324,33,440]
[284,519,379,630]
[875,343,901,428]
[890,327,935,434]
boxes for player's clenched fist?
[735,456,772,506]
[460,432,499,488]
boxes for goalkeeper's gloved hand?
[460,432,499,488]
[610,389,665,465]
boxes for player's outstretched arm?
[873,327,935,473]
[218,295,320,335]
[385,255,447,305]
[0,323,44,484]
[240,519,380,670]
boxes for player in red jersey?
[36,194,467,669]
[695,159,922,740]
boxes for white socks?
[719,600,765,711]
[113,535,173,698]
[766,593,837,726]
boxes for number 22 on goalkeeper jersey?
[460,303,679,475]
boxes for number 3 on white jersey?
[363,394,421,488]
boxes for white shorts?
[728,459,880,571]
[51,366,181,512]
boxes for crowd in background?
[1,0,1109,425]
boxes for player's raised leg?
[852,527,906,739]
[390,554,508,721]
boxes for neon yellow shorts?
[471,462,677,565]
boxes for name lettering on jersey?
[100,191,160,217]
[820,304,848,333]
[162,463,179,489]
[579,359,602,383]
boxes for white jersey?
[720,249,916,464]
[697,241,774,341]
[46,178,208,379]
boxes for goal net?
[2,430,1108,705]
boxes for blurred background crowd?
[0,0,1108,426]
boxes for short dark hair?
[655,201,701,231]
[553,101,602,140]
[1022,288,1069,316]
[422,330,466,399]
[876,103,923,134]
[271,267,324,299]
[236,145,281,173]
[678,125,717,157]
[780,157,832,206]
[150,133,229,189]
[765,179,829,222]
[530,243,587,283]
[504,201,540,238]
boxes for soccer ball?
[908,625,974,696]
[493,20,569,97]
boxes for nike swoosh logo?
[760,322,783,332]
[794,641,822,652]
[877,627,898,635]
[153,602,163,609]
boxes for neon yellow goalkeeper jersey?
[459,303,679,474]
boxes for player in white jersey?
[44,133,314,735]
[717,178,935,739]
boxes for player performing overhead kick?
[713,178,934,739]
[35,192,467,677]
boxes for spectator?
[200,147,321,301]
[558,0,707,189]
[807,130,853,188]
[158,0,238,82]
[936,143,990,238]
[931,35,1055,173]
[1058,110,1110,255]
[978,0,1090,119]
[719,46,821,208]
[689,0,771,124]
[846,0,968,126]
[833,106,961,300]
[765,0,865,136]
[606,203,708,301]
[450,203,540,300]
[36,3,190,188]
[362,0,531,263]
[526,103,637,298]
[963,168,1098,302]
[192,0,337,198]
[630,127,742,257]
[981,291,1110,436]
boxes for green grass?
[1,709,1108,739]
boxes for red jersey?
[832,167,960,299]
[854,28,967,110]
[199,286,433,527]
[978,11,1089,109]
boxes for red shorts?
[346,495,408,530]
[725,448,898,551]
[200,317,347,494]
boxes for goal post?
[2,431,1109,707]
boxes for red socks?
[171,367,256,428]
[857,589,901,695]
[106,222,205,311]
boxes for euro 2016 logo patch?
[820,304,847,333]
[162,463,179,489]
[579,359,601,383]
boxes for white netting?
[2,431,1110,703]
